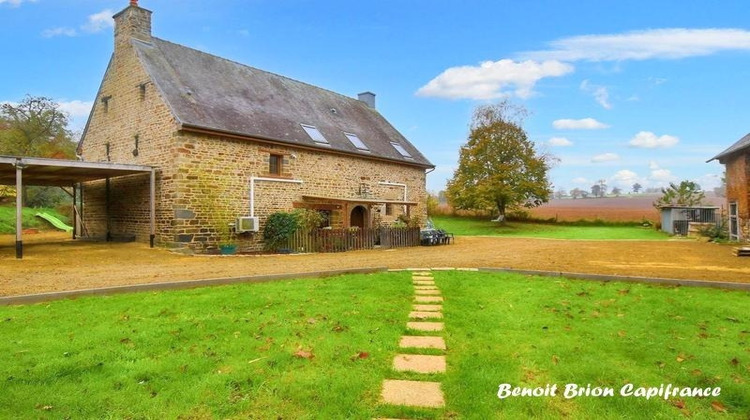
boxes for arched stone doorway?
[350,205,368,228]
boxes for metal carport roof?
[0,155,156,259]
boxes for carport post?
[15,160,23,259]
[149,169,155,248]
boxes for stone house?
[78,1,434,251]
[709,132,750,241]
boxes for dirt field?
[2,231,749,297]
[528,194,725,222]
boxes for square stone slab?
[393,354,446,373]
[413,281,435,285]
[381,379,445,408]
[415,289,441,295]
[412,271,432,276]
[400,335,446,350]
[414,285,438,290]
[412,276,434,281]
[413,304,442,312]
[409,311,443,319]
[415,296,443,303]
[407,321,444,331]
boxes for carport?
[0,155,155,259]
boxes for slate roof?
[132,38,433,168]
[708,132,750,163]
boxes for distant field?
[528,194,725,222]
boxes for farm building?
[77,1,433,252]
[658,206,719,236]
[709,132,750,241]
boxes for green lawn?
[1,271,747,418]
[0,272,412,419]
[0,204,71,234]
[437,271,749,419]
[432,215,668,240]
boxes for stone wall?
[79,17,180,243]
[725,153,750,239]
[169,132,428,251]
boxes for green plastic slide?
[35,212,74,232]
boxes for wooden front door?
[350,205,367,228]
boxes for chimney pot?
[130,0,138,5]
[358,92,376,109]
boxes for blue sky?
[2,0,748,194]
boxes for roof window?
[390,142,413,159]
[344,132,369,151]
[301,124,329,144]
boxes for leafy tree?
[554,189,567,199]
[653,181,706,208]
[0,95,76,158]
[591,184,601,198]
[446,102,553,221]
[611,187,622,196]
[570,188,584,199]
[0,96,77,206]
[632,182,642,194]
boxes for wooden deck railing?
[287,227,420,253]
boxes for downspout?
[249,176,304,218]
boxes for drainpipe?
[249,176,304,218]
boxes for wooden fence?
[287,227,420,253]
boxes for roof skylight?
[390,142,413,159]
[301,124,329,144]
[344,132,369,151]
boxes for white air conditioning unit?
[236,216,259,233]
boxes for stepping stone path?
[380,269,447,412]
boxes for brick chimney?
[358,92,376,109]
[113,0,152,49]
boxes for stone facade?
[78,3,430,252]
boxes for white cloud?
[580,80,612,109]
[572,177,589,185]
[650,168,675,182]
[611,169,641,187]
[553,118,610,130]
[416,59,573,100]
[591,152,620,163]
[43,9,113,37]
[629,131,679,148]
[521,28,750,62]
[0,0,36,6]
[42,27,78,38]
[58,100,93,118]
[548,136,573,147]
[81,9,114,33]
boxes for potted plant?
[218,221,237,255]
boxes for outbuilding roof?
[132,38,433,168]
[708,132,750,163]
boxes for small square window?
[344,132,369,151]
[390,142,413,159]
[269,154,282,175]
[301,124,329,144]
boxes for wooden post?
[15,160,23,259]
[149,169,156,247]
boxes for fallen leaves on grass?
[293,349,314,360]
[350,351,369,361]
[710,400,727,413]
